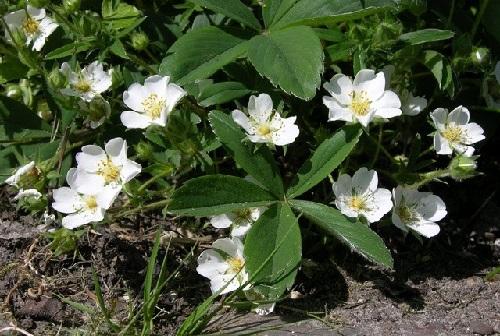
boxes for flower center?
[234,208,252,223]
[396,205,418,224]
[350,91,371,116]
[84,196,98,211]
[22,17,39,35]
[97,159,120,183]
[74,79,92,93]
[256,123,272,137]
[18,166,41,188]
[348,195,368,211]
[227,257,245,274]
[142,94,165,119]
[441,125,463,143]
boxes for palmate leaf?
[159,26,249,85]
[190,0,261,31]
[209,111,284,197]
[290,200,393,268]
[271,0,400,29]
[262,0,300,27]
[168,175,277,216]
[286,125,362,199]
[247,26,323,100]
[244,202,302,301]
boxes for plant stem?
[111,199,170,219]
[409,168,450,189]
[471,0,490,41]
[363,127,398,165]
[137,171,171,193]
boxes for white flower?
[210,207,264,238]
[323,69,402,126]
[392,186,447,238]
[231,94,299,146]
[52,168,117,229]
[120,75,186,129]
[3,6,58,51]
[60,61,112,102]
[196,237,249,295]
[78,96,111,129]
[333,167,393,224]
[431,106,485,157]
[400,89,427,116]
[13,189,42,201]
[75,137,141,195]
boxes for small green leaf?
[159,27,248,85]
[245,203,301,301]
[262,0,300,27]
[0,56,29,84]
[399,29,454,45]
[421,50,454,95]
[109,40,129,59]
[209,111,284,197]
[198,82,252,107]
[102,0,141,30]
[290,200,393,268]
[247,26,323,100]
[190,0,261,30]
[272,0,399,29]
[45,41,93,60]
[287,125,361,199]
[168,175,277,216]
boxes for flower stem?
[471,0,490,41]
[409,169,450,189]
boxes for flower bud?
[63,0,81,13]
[4,84,22,99]
[37,100,53,121]
[135,141,153,160]
[19,79,34,107]
[449,155,478,181]
[470,47,490,66]
[48,67,66,89]
[130,31,149,51]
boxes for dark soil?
[1,131,499,336]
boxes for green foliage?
[421,50,454,95]
[190,0,261,30]
[398,29,455,45]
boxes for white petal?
[14,189,42,200]
[355,111,377,127]
[231,222,252,237]
[212,237,243,258]
[402,94,427,116]
[391,210,408,233]
[231,110,253,134]
[381,65,395,89]
[372,90,402,118]
[32,36,46,51]
[52,187,81,214]
[70,169,105,194]
[164,83,186,113]
[352,168,378,194]
[325,98,353,123]
[363,188,393,223]
[4,10,25,27]
[355,70,385,101]
[120,111,152,129]
[76,145,106,172]
[120,160,141,183]
[62,209,105,229]
[463,123,485,144]
[448,106,470,125]
[144,75,168,94]
[27,6,45,19]
[409,221,440,238]
[434,134,452,155]
[123,84,148,112]
[196,249,227,278]
[418,195,447,222]
[96,185,121,209]
[210,214,233,229]
[248,94,273,123]
[105,137,127,165]
[430,108,448,130]
[272,117,299,146]
[323,74,353,105]
[333,174,352,198]
[335,197,360,219]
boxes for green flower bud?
[130,31,149,51]
[28,0,49,8]
[135,141,153,160]
[19,79,34,107]
[449,155,478,181]
[47,67,65,89]
[4,84,22,99]
[37,100,53,121]
[470,47,490,66]
[78,96,110,128]
[63,0,81,13]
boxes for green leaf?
[198,82,252,107]
[190,0,261,30]
[244,203,301,301]
[290,200,393,268]
[168,175,277,216]
[209,111,284,197]
[421,50,454,95]
[45,41,93,60]
[159,27,249,85]
[247,26,323,100]
[262,0,300,27]
[272,0,399,29]
[0,96,51,142]
[0,56,29,84]
[108,39,129,59]
[399,29,454,45]
[287,125,361,199]
[482,1,500,43]
[102,0,141,30]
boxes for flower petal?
[248,94,273,123]
[448,105,470,125]
[372,90,402,118]
[123,84,148,111]
[323,74,353,105]
[434,134,452,155]
[355,70,385,101]
[352,167,378,194]
[409,221,440,238]
[165,83,186,113]
[52,187,81,214]
[231,109,253,134]
[120,110,152,129]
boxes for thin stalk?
[409,169,450,189]
[369,124,383,168]
[363,127,398,165]
[111,199,170,219]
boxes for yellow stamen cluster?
[227,257,245,274]
[84,196,98,210]
[441,125,463,143]
[74,79,92,93]
[234,208,252,223]
[350,91,371,117]
[348,195,368,211]
[142,93,165,119]
[97,159,120,183]
[396,205,418,224]
[256,123,272,137]
[22,16,39,35]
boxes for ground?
[0,139,499,335]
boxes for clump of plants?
[1,0,498,334]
